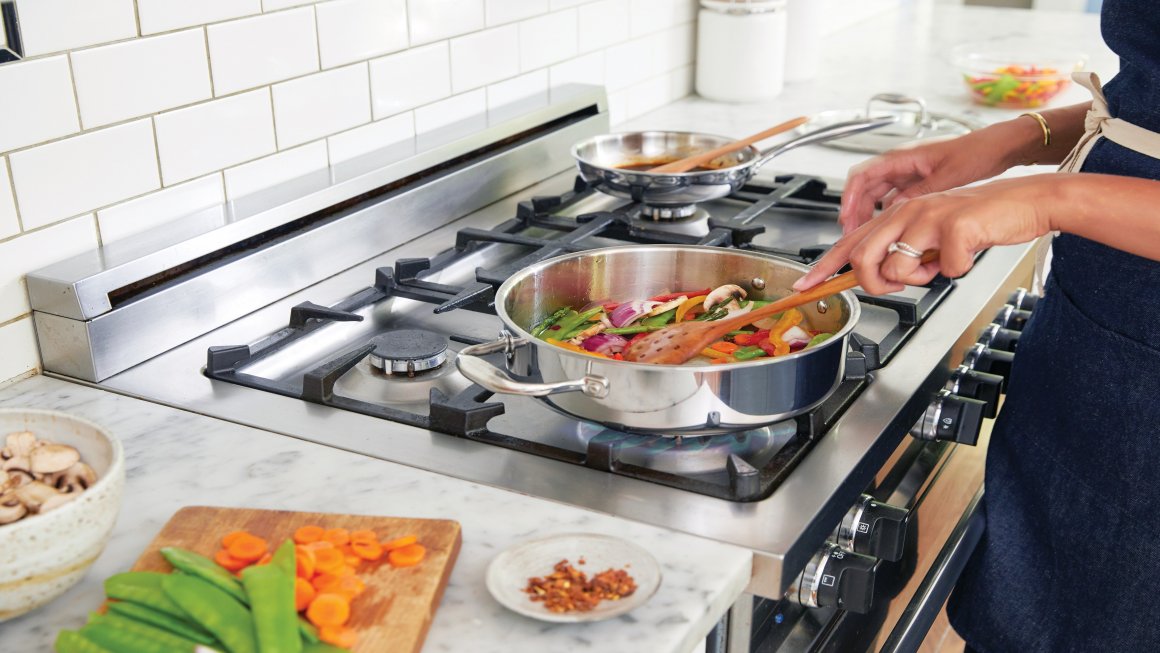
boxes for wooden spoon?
[623,250,939,365]
[648,116,809,174]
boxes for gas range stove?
[28,88,1038,649]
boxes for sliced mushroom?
[0,494,27,524]
[703,284,747,312]
[39,492,79,513]
[30,443,80,475]
[6,469,33,488]
[14,481,64,513]
[45,462,98,493]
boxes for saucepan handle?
[456,334,610,398]
[753,116,897,170]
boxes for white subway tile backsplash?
[71,30,212,128]
[155,90,277,184]
[486,0,548,25]
[604,38,653,91]
[414,90,486,145]
[224,141,329,212]
[548,0,588,8]
[272,64,371,148]
[370,43,451,120]
[137,0,263,35]
[15,0,136,57]
[0,57,80,153]
[262,0,316,9]
[607,88,628,125]
[208,8,319,96]
[316,0,409,69]
[0,160,18,240]
[327,113,415,167]
[450,26,519,94]
[408,0,485,45]
[663,23,696,68]
[520,10,578,71]
[629,0,677,37]
[0,215,98,324]
[487,70,548,123]
[626,70,670,118]
[9,120,159,230]
[0,318,39,383]
[97,174,224,244]
[578,0,628,53]
[548,50,604,100]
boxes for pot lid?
[800,94,984,154]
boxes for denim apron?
[946,42,1160,653]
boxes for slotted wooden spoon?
[623,250,938,365]
[647,116,809,174]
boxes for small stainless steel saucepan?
[571,116,894,218]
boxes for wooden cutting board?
[132,506,462,653]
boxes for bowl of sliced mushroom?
[0,409,124,621]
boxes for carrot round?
[382,535,418,551]
[214,548,248,572]
[388,543,426,568]
[295,546,316,579]
[334,575,365,600]
[349,529,377,544]
[319,625,358,648]
[227,534,269,562]
[306,593,350,627]
[350,541,383,561]
[221,530,250,548]
[305,541,335,551]
[294,525,325,545]
[322,528,351,546]
[295,577,316,612]
[313,547,345,574]
[312,573,342,594]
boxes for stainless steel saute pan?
[570,117,894,218]
[456,246,860,435]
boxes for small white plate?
[486,532,662,623]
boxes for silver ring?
[887,241,923,259]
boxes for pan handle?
[456,333,610,398]
[753,116,897,170]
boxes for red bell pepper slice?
[648,289,711,303]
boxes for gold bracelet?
[1021,111,1051,147]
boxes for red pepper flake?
[523,559,637,613]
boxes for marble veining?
[0,376,751,653]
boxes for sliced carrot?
[306,593,351,627]
[350,540,383,561]
[331,565,356,578]
[319,625,358,648]
[333,575,365,600]
[296,546,316,579]
[382,535,418,551]
[227,534,269,562]
[312,573,342,593]
[305,540,336,551]
[349,529,377,544]
[294,525,325,545]
[214,548,249,572]
[322,528,350,546]
[343,555,361,567]
[255,551,274,566]
[388,543,426,568]
[295,577,316,612]
[313,547,345,574]
[221,530,250,548]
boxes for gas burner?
[640,204,702,220]
[368,330,448,376]
[334,345,472,408]
[576,421,796,475]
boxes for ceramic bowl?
[0,409,124,621]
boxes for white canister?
[695,0,788,103]
[784,0,824,83]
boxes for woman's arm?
[1008,102,1092,166]
[1051,173,1160,260]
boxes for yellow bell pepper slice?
[545,338,611,359]
[674,295,707,323]
[700,347,731,359]
[767,308,803,356]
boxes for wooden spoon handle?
[649,116,809,174]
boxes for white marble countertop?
[0,376,751,653]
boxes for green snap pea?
[298,619,320,644]
[302,643,348,653]
[807,333,834,347]
[107,600,217,646]
[104,572,186,619]
[641,308,677,327]
[241,563,300,653]
[604,324,664,335]
[161,547,247,604]
[54,631,116,653]
[271,539,297,579]
[733,346,767,361]
[531,307,570,337]
[726,329,754,337]
[82,613,202,653]
[162,574,257,653]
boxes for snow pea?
[271,539,297,579]
[107,600,217,646]
[162,573,258,653]
[54,631,115,653]
[104,571,186,619]
[82,612,202,653]
[241,562,301,653]
[604,324,664,335]
[807,333,834,347]
[641,308,677,327]
[161,546,247,604]
[531,307,570,338]
[733,346,767,361]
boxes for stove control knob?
[795,543,878,614]
[962,343,1015,387]
[977,323,1021,353]
[910,390,987,446]
[1008,287,1040,311]
[994,304,1032,332]
[949,365,1003,418]
[836,495,910,562]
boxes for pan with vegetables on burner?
[455,246,860,435]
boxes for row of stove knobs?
[791,289,1041,615]
[910,287,1039,446]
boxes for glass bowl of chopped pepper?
[953,42,1087,109]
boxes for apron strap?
[1059,71,1160,172]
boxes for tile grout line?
[63,52,86,132]
[267,86,281,152]
[2,155,24,233]
[0,313,33,330]
[202,26,217,98]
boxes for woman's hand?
[795,175,1058,295]
[838,117,1046,233]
